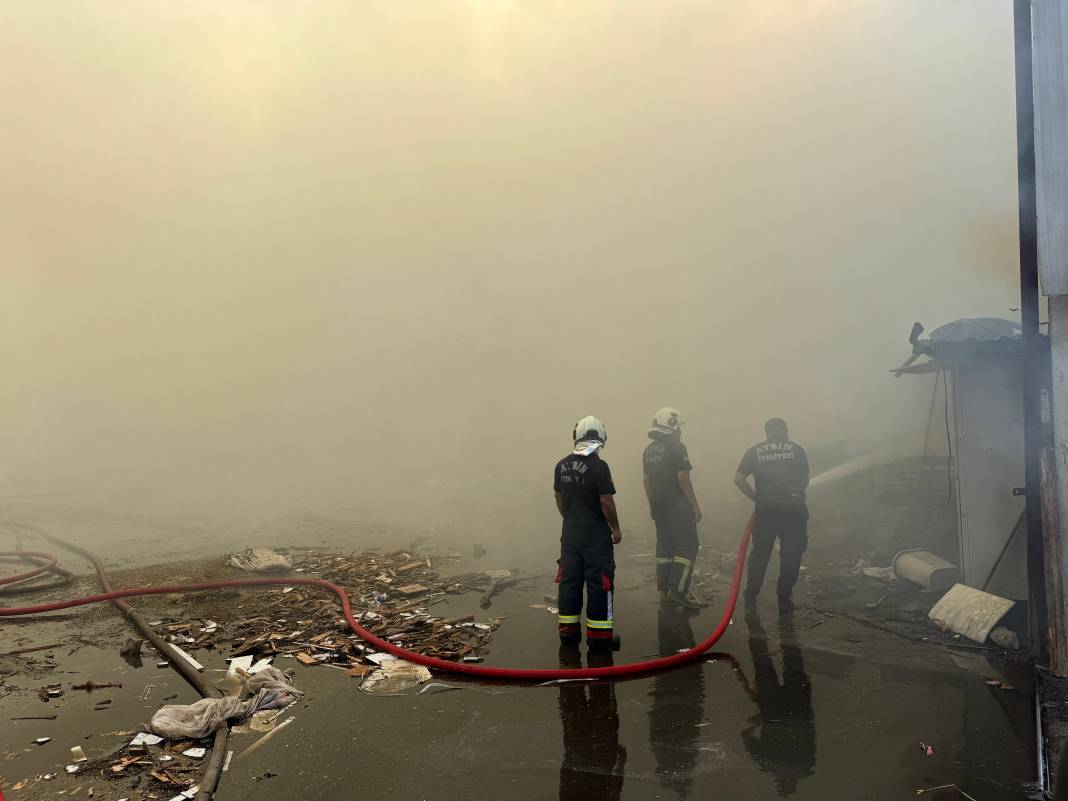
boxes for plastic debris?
[71,745,88,762]
[365,653,399,665]
[418,682,462,695]
[65,764,80,774]
[537,678,596,686]
[166,785,201,801]
[150,668,301,738]
[183,747,207,759]
[228,655,255,675]
[33,737,51,744]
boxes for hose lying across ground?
[1,516,752,679]
[1,517,752,796]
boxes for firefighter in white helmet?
[553,416,623,649]
[643,407,705,609]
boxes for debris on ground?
[861,566,897,581]
[914,784,979,800]
[480,570,518,609]
[149,549,520,670]
[929,583,1014,643]
[229,547,294,573]
[359,659,432,695]
[72,680,123,692]
[234,717,295,762]
[149,668,300,738]
[989,626,1020,650]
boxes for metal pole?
[1014,0,1048,658]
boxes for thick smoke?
[0,1,1020,547]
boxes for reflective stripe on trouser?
[654,511,699,593]
[673,556,695,594]
[558,614,580,637]
[587,573,614,640]
[557,523,615,641]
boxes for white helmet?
[572,415,607,455]
[649,407,685,436]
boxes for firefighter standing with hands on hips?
[554,416,623,650]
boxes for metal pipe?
[1014,0,1049,659]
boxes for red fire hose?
[0,517,751,681]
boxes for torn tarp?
[149,668,301,739]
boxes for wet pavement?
[210,580,1035,801]
[0,514,1038,801]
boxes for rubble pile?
[156,550,508,670]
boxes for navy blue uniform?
[738,440,810,603]
[554,452,616,643]
[643,433,698,594]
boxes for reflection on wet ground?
[207,582,1034,801]
[742,614,815,796]
[0,528,1037,801]
[557,647,625,801]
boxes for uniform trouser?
[746,508,809,601]
[653,511,699,594]
[557,523,615,644]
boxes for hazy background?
[0,1,1022,551]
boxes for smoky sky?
[1,1,1021,526]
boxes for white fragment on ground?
[359,660,432,695]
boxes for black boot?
[587,633,620,651]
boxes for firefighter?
[642,407,705,609]
[733,418,810,614]
[554,416,622,649]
